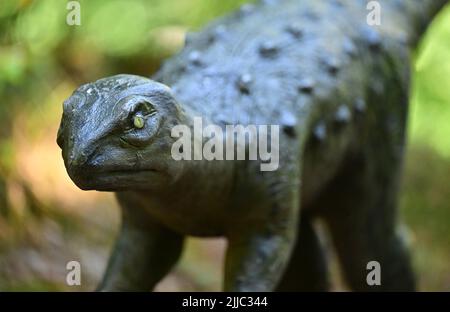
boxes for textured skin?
[57,0,447,291]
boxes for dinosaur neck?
[148,104,237,205]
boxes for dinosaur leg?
[223,175,300,292]
[275,211,329,291]
[224,224,297,292]
[98,194,184,291]
[319,151,415,291]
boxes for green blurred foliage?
[412,7,450,159]
[0,0,449,291]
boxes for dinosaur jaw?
[68,166,169,192]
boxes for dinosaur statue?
[57,0,448,291]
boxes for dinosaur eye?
[124,100,156,131]
[133,114,145,129]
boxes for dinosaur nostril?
[68,150,89,167]
[68,151,76,165]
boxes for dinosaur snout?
[62,137,103,189]
[68,150,88,167]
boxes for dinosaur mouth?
[93,168,161,179]
[103,168,158,174]
[64,155,166,192]
[71,167,165,191]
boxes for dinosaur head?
[57,74,185,191]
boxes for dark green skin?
[57,0,447,291]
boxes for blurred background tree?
[0,0,449,291]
